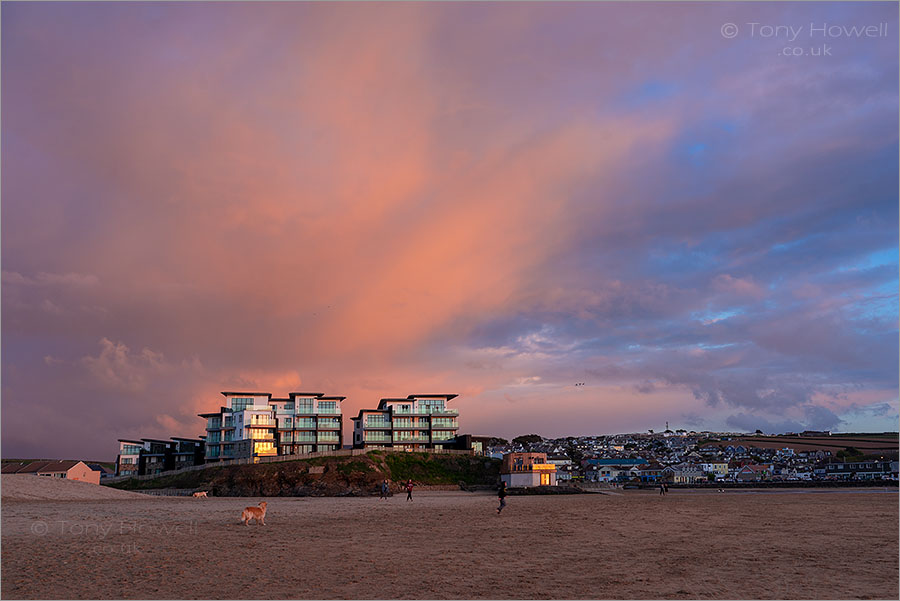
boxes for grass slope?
[107,452,501,497]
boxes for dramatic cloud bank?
[2,2,897,459]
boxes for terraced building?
[350,394,459,451]
[200,391,345,462]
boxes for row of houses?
[579,458,898,483]
[116,438,206,477]
[1,460,108,484]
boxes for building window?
[247,428,272,440]
[254,441,275,455]
[318,401,338,414]
[295,399,315,413]
[231,397,255,411]
[249,414,273,426]
[419,399,445,414]
[366,415,391,428]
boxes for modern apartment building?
[201,391,345,462]
[115,437,205,476]
[351,394,459,450]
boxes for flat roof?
[220,391,272,398]
[288,392,325,398]
[408,394,458,400]
[118,439,145,444]
[318,396,346,402]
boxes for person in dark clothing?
[380,479,389,500]
[405,479,414,502]
[497,481,508,514]
[659,483,665,496]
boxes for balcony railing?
[393,409,458,416]
[393,436,430,443]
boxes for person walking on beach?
[497,481,508,514]
[659,482,665,496]
[380,479,389,500]
[405,479,414,502]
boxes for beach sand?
[1,482,897,599]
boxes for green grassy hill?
[106,451,501,496]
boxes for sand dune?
[1,488,897,599]
[1,475,150,501]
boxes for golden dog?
[240,501,267,526]
[192,491,208,498]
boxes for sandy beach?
[1,478,897,599]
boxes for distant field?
[712,435,899,454]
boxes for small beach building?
[500,452,557,487]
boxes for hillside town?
[102,391,900,485]
[485,429,900,484]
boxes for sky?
[2,1,898,461]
